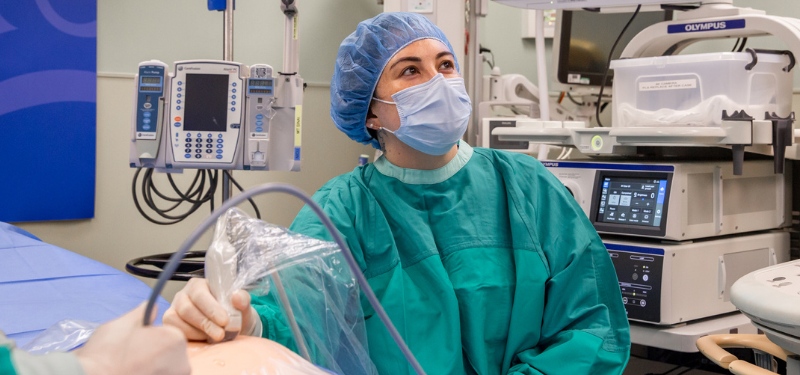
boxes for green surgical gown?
[252,142,630,375]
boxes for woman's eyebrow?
[390,56,422,70]
[437,51,454,59]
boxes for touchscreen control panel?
[597,177,668,227]
[590,170,672,237]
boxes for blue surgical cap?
[330,12,459,149]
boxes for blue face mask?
[372,74,472,156]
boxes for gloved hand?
[74,303,190,375]
[163,278,258,342]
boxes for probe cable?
[143,183,429,375]
[595,5,642,127]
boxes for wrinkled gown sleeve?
[0,330,86,375]
[504,156,630,375]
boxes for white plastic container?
[610,52,793,127]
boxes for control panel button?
[256,114,263,120]
[207,133,212,138]
[185,143,192,147]
[231,107,236,112]
[255,127,263,132]
[143,103,152,109]
[185,153,192,158]
[176,106,181,110]
[174,122,181,127]
[232,95,236,99]
[206,149,212,153]
[195,149,202,153]
[178,81,182,85]
[206,144,212,148]
[232,82,237,87]
[186,133,191,137]
[196,138,202,143]
[218,134,223,138]
[185,138,192,142]
[232,89,236,93]
[216,149,223,154]
[177,93,182,98]
[216,155,223,159]
[143,125,151,130]
[195,154,201,159]
[143,118,151,124]
[185,148,192,153]
[217,139,223,143]
[206,139,213,143]
[177,100,181,104]
[143,112,151,118]
[216,144,223,148]
[643,275,649,282]
[632,273,638,281]
[256,120,263,126]
[231,101,236,105]
[177,87,182,92]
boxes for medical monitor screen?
[556,10,671,87]
[183,74,228,132]
[595,176,668,228]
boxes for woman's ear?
[366,106,382,130]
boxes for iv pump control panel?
[129,59,302,172]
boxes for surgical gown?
[252,142,630,375]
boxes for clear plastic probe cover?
[206,208,378,375]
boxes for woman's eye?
[439,60,454,70]
[402,66,418,76]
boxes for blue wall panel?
[0,0,96,222]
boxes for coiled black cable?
[132,168,262,224]
[132,168,219,225]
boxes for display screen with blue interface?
[596,177,668,227]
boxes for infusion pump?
[544,160,791,241]
[129,60,302,172]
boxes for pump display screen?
[183,74,229,132]
[140,86,161,91]
[250,79,272,87]
[596,176,668,227]
[141,76,161,84]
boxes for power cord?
[132,168,219,225]
[595,5,642,127]
[223,170,261,219]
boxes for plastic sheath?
[143,183,427,375]
[269,268,311,361]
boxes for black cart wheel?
[126,251,206,281]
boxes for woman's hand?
[163,278,256,342]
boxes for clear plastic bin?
[610,51,793,127]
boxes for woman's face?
[368,39,460,133]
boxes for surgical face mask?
[372,74,472,156]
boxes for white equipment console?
[604,232,789,325]
[732,259,800,355]
[545,160,790,241]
